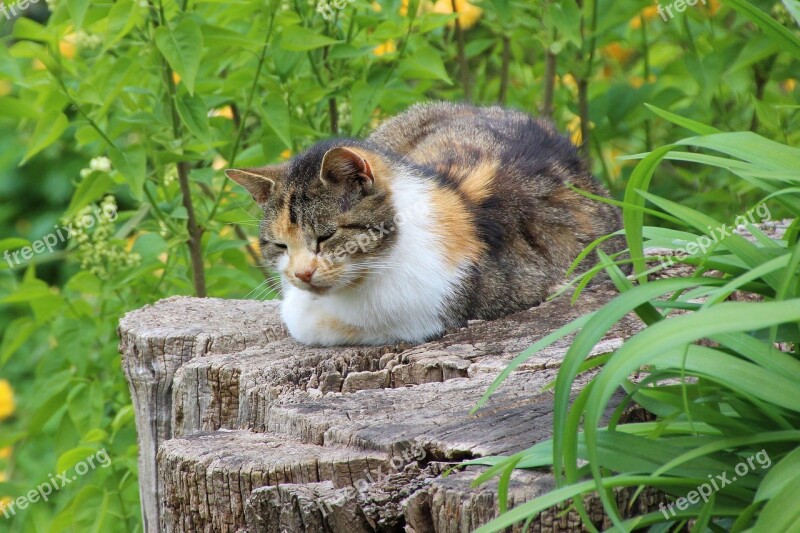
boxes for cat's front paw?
[280,294,365,346]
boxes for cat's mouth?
[291,278,333,294]
[304,284,330,295]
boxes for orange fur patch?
[272,187,317,275]
[551,187,596,237]
[428,186,485,268]
[457,159,497,203]
[319,316,363,341]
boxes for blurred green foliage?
[0,0,797,530]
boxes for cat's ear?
[319,147,374,190]
[225,166,283,203]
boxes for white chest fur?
[281,173,467,346]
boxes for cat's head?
[226,141,399,294]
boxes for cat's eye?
[315,232,335,253]
[259,238,287,250]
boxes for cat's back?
[368,102,623,323]
[367,102,595,198]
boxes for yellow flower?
[432,0,483,29]
[566,115,582,146]
[0,380,14,421]
[372,1,382,12]
[782,79,797,92]
[59,40,76,59]
[630,5,660,28]
[0,496,12,515]
[0,447,11,459]
[210,105,235,120]
[172,71,182,85]
[373,40,397,56]
[0,80,11,97]
[706,0,721,15]
[212,155,228,170]
[560,73,578,93]
[280,149,293,160]
[630,74,655,88]
[601,42,633,63]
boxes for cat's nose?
[295,268,316,284]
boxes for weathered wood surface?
[119,284,649,533]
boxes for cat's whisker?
[244,280,268,299]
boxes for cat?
[226,102,623,346]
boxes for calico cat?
[226,102,622,346]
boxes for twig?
[156,0,206,296]
[209,11,276,222]
[640,14,653,151]
[450,0,471,101]
[328,97,339,133]
[575,0,598,160]
[542,41,557,118]
[499,35,510,104]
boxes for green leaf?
[105,0,144,49]
[56,446,99,474]
[677,132,800,172]
[111,405,135,432]
[176,92,211,142]
[644,104,721,135]
[350,79,383,136]
[0,237,31,254]
[21,112,69,164]
[724,0,800,60]
[756,446,800,502]
[398,45,452,83]
[155,17,204,95]
[753,471,800,532]
[262,95,292,149]
[66,0,91,28]
[280,26,341,51]
[0,317,38,366]
[201,24,263,49]
[65,172,115,219]
[65,271,103,295]
[623,144,677,279]
[0,96,39,119]
[109,146,147,201]
[783,0,800,26]
[547,0,581,47]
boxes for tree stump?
[118,282,654,533]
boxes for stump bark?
[119,282,654,533]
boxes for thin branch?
[639,14,652,151]
[328,97,339,134]
[542,43,557,118]
[499,36,511,105]
[156,0,206,296]
[209,11,276,222]
[450,0,471,101]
